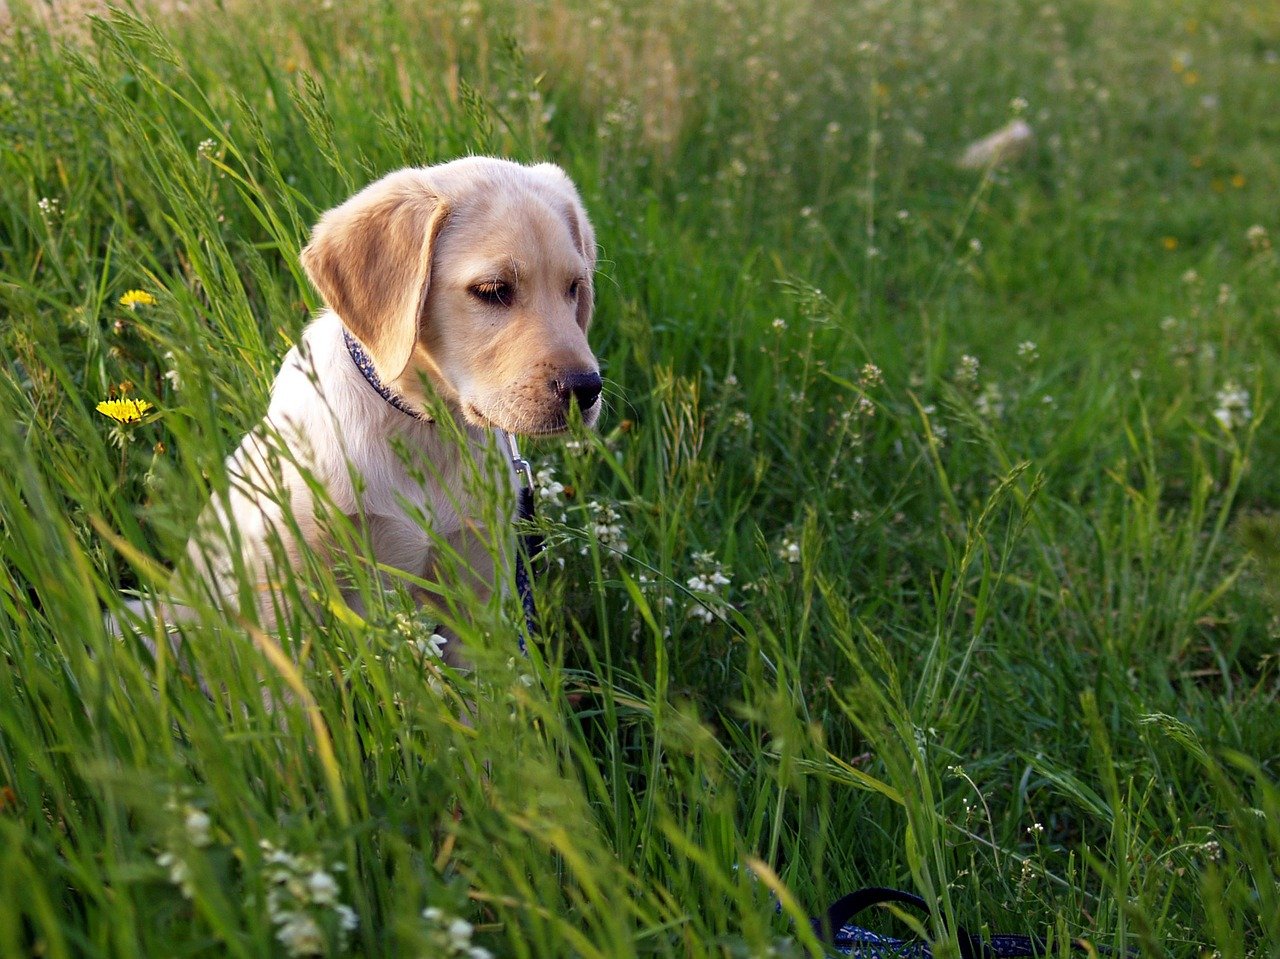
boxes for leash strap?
[500,430,543,652]
[817,887,1073,958]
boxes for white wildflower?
[686,552,732,624]
[306,870,339,905]
[778,539,801,564]
[535,466,565,506]
[275,912,325,957]
[1213,381,1252,430]
[581,500,628,555]
[955,354,980,387]
[184,807,212,848]
[771,317,787,331]
[259,840,357,957]
[156,850,196,899]
[1245,224,1269,252]
[162,350,182,390]
[410,632,448,660]
[37,196,61,222]
[1016,341,1039,363]
[422,906,493,959]
[975,382,1005,419]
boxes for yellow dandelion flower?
[1182,70,1200,86]
[96,398,154,424]
[119,289,157,310]
[1231,173,1246,189]
[1161,236,1179,251]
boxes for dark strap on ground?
[817,887,1072,958]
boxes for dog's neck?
[341,327,435,423]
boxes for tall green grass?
[1,1,1277,956]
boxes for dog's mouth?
[465,397,600,437]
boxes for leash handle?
[817,887,1064,959]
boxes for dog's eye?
[470,281,513,307]
[567,279,581,299]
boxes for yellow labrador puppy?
[180,157,600,638]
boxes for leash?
[497,429,543,652]
[344,327,542,646]
[815,887,1125,958]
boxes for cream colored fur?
[177,156,600,634]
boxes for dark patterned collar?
[342,327,431,422]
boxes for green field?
[1,1,1278,956]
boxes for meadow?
[0,0,1278,956]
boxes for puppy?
[179,157,601,641]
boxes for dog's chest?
[343,437,503,577]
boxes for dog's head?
[300,157,601,434]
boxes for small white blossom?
[421,906,494,959]
[535,466,565,506]
[183,807,212,847]
[685,552,732,623]
[410,632,448,660]
[156,850,195,899]
[778,539,801,563]
[275,912,325,957]
[582,500,628,555]
[162,350,182,390]
[1245,224,1270,252]
[1213,381,1252,430]
[37,196,61,222]
[771,317,787,331]
[955,354,980,387]
[259,840,357,957]
[975,382,1005,419]
[1016,341,1039,363]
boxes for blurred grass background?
[0,0,1277,956]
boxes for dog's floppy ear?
[533,163,597,331]
[300,171,449,383]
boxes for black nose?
[556,371,602,412]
